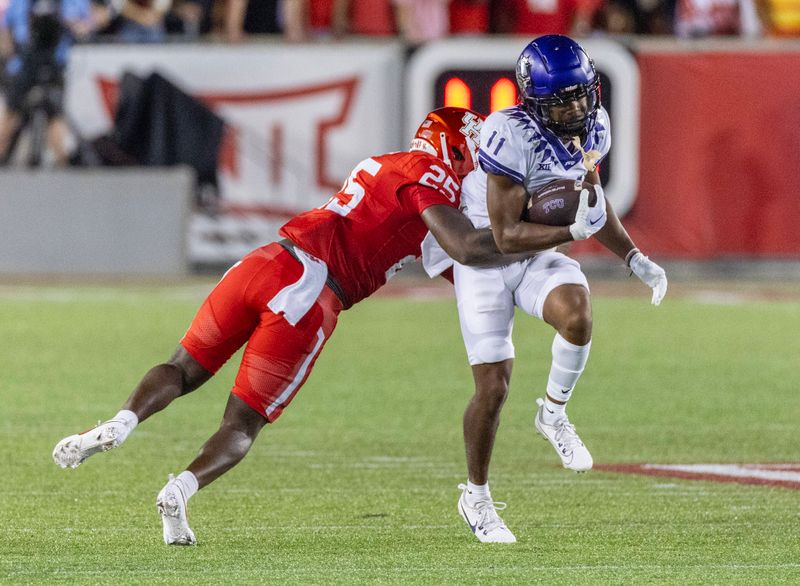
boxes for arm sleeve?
[477,112,526,185]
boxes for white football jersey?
[462,104,611,229]
[421,105,611,277]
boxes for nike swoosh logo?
[459,501,478,534]
[589,216,604,225]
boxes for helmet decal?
[459,111,481,173]
[409,138,438,157]
[410,107,486,179]
[515,54,532,98]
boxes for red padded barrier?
[576,50,800,259]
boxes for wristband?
[624,248,640,267]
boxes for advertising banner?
[67,42,405,265]
[64,41,800,265]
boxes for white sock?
[545,334,591,404]
[175,471,199,501]
[543,396,567,423]
[465,480,490,504]
[108,409,138,444]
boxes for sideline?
[0,276,797,304]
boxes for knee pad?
[469,337,514,365]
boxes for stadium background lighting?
[490,77,517,112]
[442,75,518,113]
[443,77,471,109]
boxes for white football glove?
[629,252,668,305]
[569,184,607,241]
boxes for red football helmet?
[410,107,484,179]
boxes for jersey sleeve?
[592,107,612,163]
[477,111,526,185]
[398,182,458,215]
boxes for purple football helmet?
[515,35,601,138]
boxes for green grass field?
[1,281,799,585]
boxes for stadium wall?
[0,168,192,274]
[614,42,800,260]
[572,39,800,261]
[65,41,405,266]
[3,38,795,275]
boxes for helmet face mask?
[516,35,601,139]
[411,107,484,179]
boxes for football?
[524,179,597,226]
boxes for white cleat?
[534,398,593,472]
[52,420,127,469]
[457,484,517,543]
[156,474,197,546]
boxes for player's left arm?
[588,170,668,305]
[421,204,537,267]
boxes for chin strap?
[438,131,451,169]
[571,137,601,172]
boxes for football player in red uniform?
[52,107,574,546]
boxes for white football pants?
[454,251,589,366]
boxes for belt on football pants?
[277,238,350,309]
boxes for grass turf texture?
[1,283,799,585]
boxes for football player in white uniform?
[423,35,668,543]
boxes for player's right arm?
[479,113,573,254]
[421,204,535,267]
[486,172,575,253]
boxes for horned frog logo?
[516,55,531,94]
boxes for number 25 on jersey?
[322,157,460,217]
[419,164,459,202]
[323,158,382,217]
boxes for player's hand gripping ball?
[524,179,597,225]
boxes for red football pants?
[180,243,342,421]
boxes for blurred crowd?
[0,0,796,166]
[1,0,797,49]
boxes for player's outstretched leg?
[537,284,593,472]
[457,483,516,543]
[53,347,212,469]
[157,393,268,545]
[52,410,138,469]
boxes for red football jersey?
[280,151,461,308]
